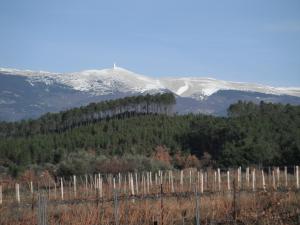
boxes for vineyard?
[1,166,300,225]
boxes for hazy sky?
[1,0,300,86]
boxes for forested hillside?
[0,93,176,137]
[0,93,299,177]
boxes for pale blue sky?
[0,0,300,86]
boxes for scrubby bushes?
[55,150,172,177]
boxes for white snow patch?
[176,81,189,95]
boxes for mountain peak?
[1,66,300,98]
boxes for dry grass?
[1,191,300,225]
[1,168,300,224]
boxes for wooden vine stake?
[180,170,183,191]
[73,175,77,198]
[237,167,241,190]
[135,173,139,195]
[130,173,135,196]
[214,171,217,192]
[194,186,200,225]
[227,170,230,191]
[60,178,64,200]
[144,173,147,194]
[197,171,200,191]
[94,175,97,190]
[284,166,288,188]
[113,188,119,225]
[54,182,57,199]
[16,183,20,203]
[277,167,280,188]
[261,170,266,191]
[160,184,164,225]
[119,173,122,190]
[98,173,101,195]
[37,193,48,225]
[246,167,250,188]
[189,169,192,191]
[200,171,204,193]
[296,166,299,189]
[252,169,256,192]
[170,171,174,193]
[141,173,145,195]
[124,176,127,194]
[217,168,221,192]
[272,169,276,190]
[85,174,88,191]
[205,172,208,190]
[30,181,33,194]
[147,172,150,194]
[0,185,2,205]
[99,176,103,198]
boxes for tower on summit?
[113,63,116,69]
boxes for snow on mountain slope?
[160,77,300,100]
[1,66,300,99]
[44,67,165,95]
[0,66,165,95]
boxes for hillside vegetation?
[0,93,299,177]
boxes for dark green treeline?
[0,93,299,176]
[0,93,176,137]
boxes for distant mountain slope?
[174,90,300,116]
[1,66,300,121]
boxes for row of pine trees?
[0,93,299,177]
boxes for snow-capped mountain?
[0,66,165,96]
[1,66,300,99]
[1,65,300,121]
[160,77,300,100]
